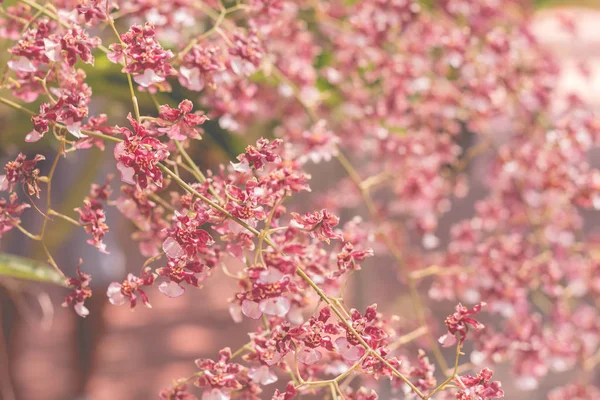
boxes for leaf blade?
[0,252,65,285]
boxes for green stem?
[17,0,110,53]
[174,140,224,203]
[3,214,40,241]
[426,344,462,399]
[158,164,259,235]
[0,96,35,115]
[106,15,140,121]
[0,91,425,398]
[160,163,424,397]
[48,209,81,227]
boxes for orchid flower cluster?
[0,0,599,399]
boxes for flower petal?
[106,282,126,306]
[25,130,43,143]
[162,237,185,259]
[248,365,278,385]
[134,68,164,87]
[74,302,89,318]
[202,388,230,400]
[116,162,136,185]
[438,333,457,348]
[297,347,322,365]
[158,281,185,298]
[334,337,364,362]
[8,56,36,72]
[241,300,262,319]
[259,296,291,317]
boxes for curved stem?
[0,92,426,398]
[3,214,40,241]
[48,209,81,227]
[174,140,224,203]
[336,150,449,373]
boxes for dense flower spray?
[1,0,600,399]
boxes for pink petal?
[43,38,62,62]
[158,281,185,298]
[438,333,457,348]
[258,268,284,284]
[107,51,123,64]
[248,365,278,385]
[202,389,230,400]
[25,130,43,143]
[287,305,304,325]
[134,68,164,87]
[259,296,291,317]
[179,66,205,91]
[116,162,136,185]
[297,347,322,365]
[162,237,185,259]
[241,300,262,319]
[113,141,125,158]
[263,351,282,366]
[334,337,365,362]
[8,56,36,72]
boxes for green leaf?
[0,253,65,285]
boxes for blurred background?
[1,1,600,399]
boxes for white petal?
[106,282,126,306]
[25,130,43,142]
[158,281,185,298]
[219,114,239,131]
[74,302,89,317]
[134,68,164,87]
[162,237,185,259]
[422,233,439,249]
[230,58,244,75]
[334,337,364,362]
[173,9,195,27]
[25,130,42,142]
[241,300,262,319]
[593,194,600,210]
[515,376,538,391]
[230,160,251,173]
[66,120,85,138]
[43,38,62,62]
[248,365,278,385]
[325,360,349,376]
[297,347,322,365]
[145,9,167,25]
[470,350,485,366]
[8,56,36,72]
[229,303,243,323]
[289,220,305,229]
[202,389,230,400]
[259,296,291,317]
[258,268,284,284]
[0,175,8,191]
